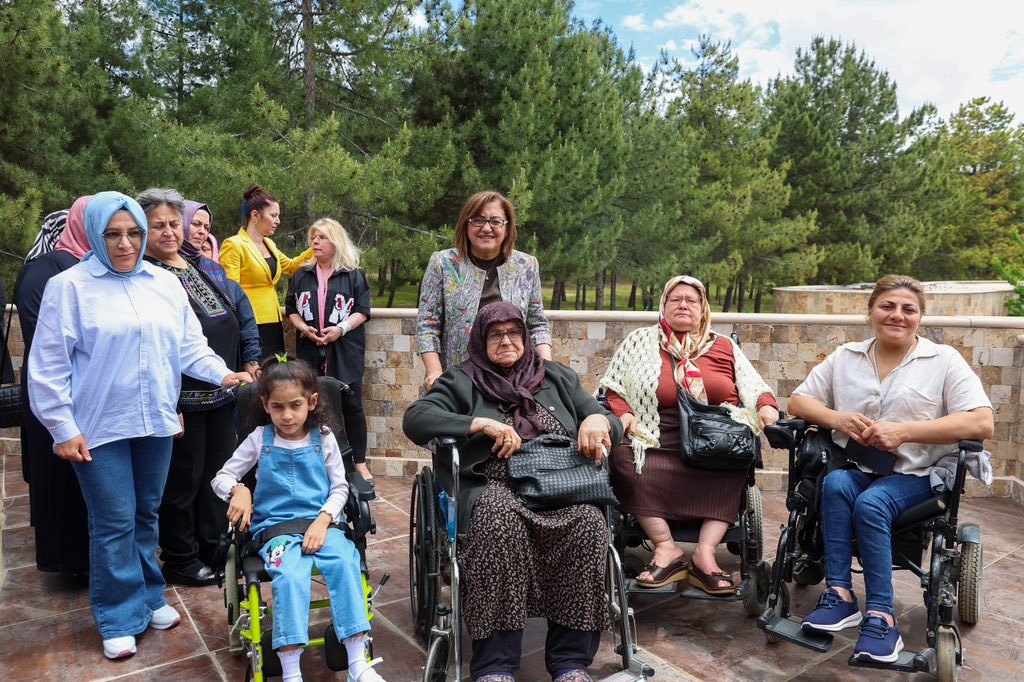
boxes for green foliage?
[994,230,1024,316]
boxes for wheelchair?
[216,377,387,682]
[757,418,985,682]
[609,454,770,616]
[408,437,655,682]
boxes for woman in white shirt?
[28,192,252,660]
[788,275,993,664]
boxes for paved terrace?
[2,309,1024,679]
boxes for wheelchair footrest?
[760,615,833,653]
[324,624,348,672]
[847,648,932,673]
[598,668,653,682]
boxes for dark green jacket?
[403,361,623,533]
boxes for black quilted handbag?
[677,388,756,471]
[507,433,619,511]
[0,306,22,429]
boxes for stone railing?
[5,305,1024,504]
[362,309,1024,504]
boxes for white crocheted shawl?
[599,325,773,474]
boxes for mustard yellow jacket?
[219,228,313,324]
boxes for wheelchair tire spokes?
[409,467,441,644]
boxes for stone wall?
[364,309,1024,503]
[5,305,1024,502]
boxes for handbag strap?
[1,304,14,381]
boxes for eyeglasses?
[102,229,145,245]
[486,328,524,344]
[666,296,702,308]
[469,216,508,228]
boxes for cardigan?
[402,361,623,533]
[219,227,313,324]
[285,266,372,385]
[415,248,551,369]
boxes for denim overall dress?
[252,425,369,648]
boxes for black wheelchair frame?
[757,418,985,682]
[215,377,387,682]
[409,437,656,682]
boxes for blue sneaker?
[801,588,862,633]
[853,614,904,663]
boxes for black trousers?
[470,622,600,678]
[257,322,285,360]
[158,403,236,569]
[336,380,368,464]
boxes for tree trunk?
[575,279,582,310]
[715,284,721,305]
[551,278,563,310]
[754,287,763,313]
[628,280,637,310]
[610,271,618,310]
[722,283,734,312]
[386,259,399,307]
[737,277,746,313]
[594,270,605,310]
[376,264,387,297]
[301,0,316,128]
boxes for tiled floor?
[3,443,1024,681]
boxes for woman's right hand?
[55,435,92,462]
[834,411,874,444]
[422,371,442,392]
[470,417,522,458]
[619,413,638,436]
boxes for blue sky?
[571,0,1024,121]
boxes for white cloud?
[607,0,1024,119]
[660,39,679,52]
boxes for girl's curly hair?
[244,355,338,435]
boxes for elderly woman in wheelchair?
[212,357,386,682]
[787,275,993,665]
[600,275,779,594]
[403,302,623,682]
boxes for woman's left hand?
[758,405,780,429]
[222,371,254,387]
[578,414,612,462]
[321,327,342,344]
[861,421,910,451]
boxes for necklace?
[871,338,916,418]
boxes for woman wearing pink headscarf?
[13,195,93,574]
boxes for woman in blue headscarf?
[27,192,254,660]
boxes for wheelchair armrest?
[438,436,458,448]
[344,484,375,535]
[347,470,376,503]
[959,439,984,453]
[764,417,807,450]
[894,495,948,530]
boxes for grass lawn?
[368,278,773,313]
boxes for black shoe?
[163,560,218,586]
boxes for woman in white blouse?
[28,192,252,660]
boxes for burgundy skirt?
[610,406,747,524]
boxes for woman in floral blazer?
[416,191,551,390]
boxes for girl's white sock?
[344,632,381,679]
[278,648,303,682]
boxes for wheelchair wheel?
[935,625,960,682]
[224,543,242,650]
[424,634,451,682]
[742,560,771,616]
[958,530,983,625]
[747,485,764,563]
[410,467,440,643]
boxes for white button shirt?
[28,258,232,449]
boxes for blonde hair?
[302,218,360,272]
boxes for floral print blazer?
[416,248,551,369]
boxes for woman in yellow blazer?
[219,184,312,357]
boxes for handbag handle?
[1,304,14,381]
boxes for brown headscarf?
[460,301,548,439]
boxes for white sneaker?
[103,635,137,659]
[150,604,181,630]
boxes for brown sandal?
[688,564,736,595]
[636,557,690,588]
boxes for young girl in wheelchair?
[212,356,387,682]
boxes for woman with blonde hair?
[286,217,373,481]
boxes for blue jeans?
[72,436,174,638]
[260,528,369,649]
[821,468,933,615]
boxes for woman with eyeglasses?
[27,192,252,660]
[600,275,779,595]
[416,190,551,392]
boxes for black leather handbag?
[0,306,22,429]
[677,388,756,471]
[507,433,619,511]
